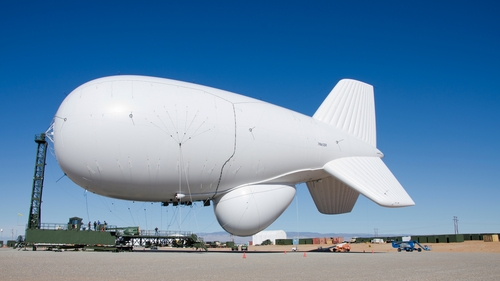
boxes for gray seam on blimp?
[212,103,237,199]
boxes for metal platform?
[24,220,207,251]
[118,230,206,250]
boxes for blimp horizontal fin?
[323,157,415,207]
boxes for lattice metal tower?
[28,133,48,229]
[453,216,459,234]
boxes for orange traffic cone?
[303,252,307,257]
[242,251,246,258]
[284,250,287,254]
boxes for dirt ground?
[155,240,500,253]
[233,241,500,253]
[8,240,499,254]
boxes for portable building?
[252,230,286,245]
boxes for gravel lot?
[1,247,499,280]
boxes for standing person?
[93,221,97,231]
[88,221,91,231]
[155,227,158,235]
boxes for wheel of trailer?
[397,248,401,252]
[418,248,422,252]
[410,248,413,252]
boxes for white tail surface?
[313,79,376,147]
[306,177,360,214]
[323,157,415,207]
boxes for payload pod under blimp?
[52,75,414,236]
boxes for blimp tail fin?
[313,79,376,147]
[306,177,360,214]
[323,157,415,207]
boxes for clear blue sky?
[1,0,499,241]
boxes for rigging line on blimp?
[179,205,196,228]
[178,146,201,230]
[152,92,237,200]
[128,207,136,225]
[168,204,183,231]
[98,197,132,226]
[177,141,185,231]
[84,190,91,222]
[176,140,202,233]
[166,206,177,231]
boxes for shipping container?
[298,238,313,244]
[447,234,464,243]
[484,234,499,242]
[415,236,427,243]
[461,234,469,241]
[275,239,293,245]
[469,234,481,240]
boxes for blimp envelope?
[51,75,414,236]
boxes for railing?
[37,223,69,230]
[33,223,118,231]
[139,230,193,237]
[30,223,193,237]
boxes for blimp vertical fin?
[313,79,376,147]
[306,177,360,214]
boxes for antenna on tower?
[453,216,459,234]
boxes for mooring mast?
[28,133,48,229]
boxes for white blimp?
[52,75,414,236]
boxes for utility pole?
[453,216,459,234]
[374,228,379,237]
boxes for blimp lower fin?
[313,79,376,147]
[323,157,415,207]
[306,177,360,214]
